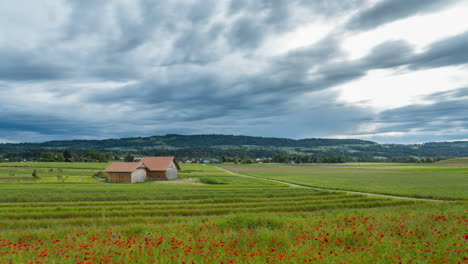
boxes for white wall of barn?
[131,168,147,183]
[166,161,178,179]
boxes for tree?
[55,169,68,183]
[9,170,20,183]
[97,153,108,163]
[241,158,254,164]
[423,157,434,163]
[124,154,135,162]
[55,153,65,162]
[87,151,100,161]
[72,155,83,162]
[32,169,40,181]
[42,152,55,162]
[63,150,72,159]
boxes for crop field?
[221,161,468,200]
[0,162,466,263]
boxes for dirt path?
[215,166,445,202]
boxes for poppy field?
[0,163,466,263]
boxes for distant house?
[104,156,180,183]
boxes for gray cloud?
[411,31,468,69]
[352,31,468,71]
[373,87,468,134]
[424,87,468,101]
[227,16,267,49]
[0,48,66,81]
[364,40,414,69]
[347,0,461,31]
[0,110,99,141]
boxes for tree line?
[0,149,443,164]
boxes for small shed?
[104,162,147,183]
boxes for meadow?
[0,161,466,263]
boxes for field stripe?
[216,166,446,202]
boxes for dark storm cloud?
[346,0,462,31]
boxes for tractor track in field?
[215,166,446,202]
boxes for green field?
[0,162,466,263]
[221,162,468,200]
[0,162,109,183]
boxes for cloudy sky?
[1,0,468,144]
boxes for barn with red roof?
[104,156,180,183]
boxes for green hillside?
[1,134,468,159]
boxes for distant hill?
[0,134,377,149]
[1,134,468,159]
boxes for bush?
[199,178,227,184]
[93,171,106,178]
[32,169,40,181]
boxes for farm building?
[140,156,180,180]
[104,162,147,183]
[104,156,180,183]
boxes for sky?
[1,0,468,144]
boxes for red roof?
[140,156,180,171]
[104,162,144,172]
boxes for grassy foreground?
[0,162,466,263]
[1,203,465,263]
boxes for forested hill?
[1,134,377,149]
[1,134,468,159]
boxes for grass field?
[0,162,109,183]
[221,162,468,200]
[0,162,466,263]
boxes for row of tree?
[40,150,109,163]
[1,149,442,164]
